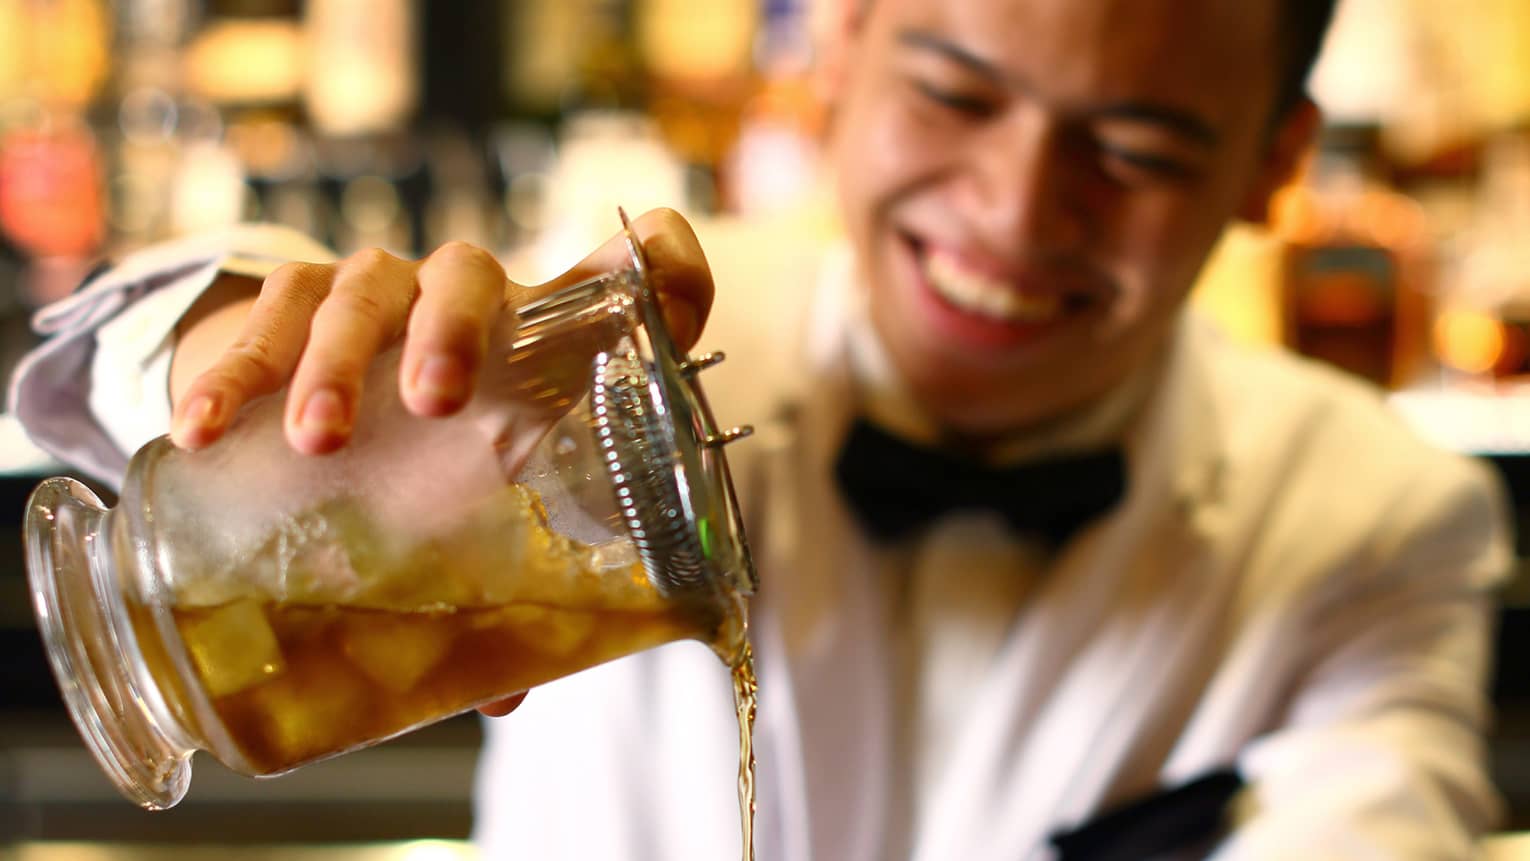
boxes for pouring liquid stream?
[732,640,758,861]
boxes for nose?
[960,112,1090,255]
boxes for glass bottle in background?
[573,0,646,114]
[722,0,824,217]
[500,0,594,123]
[422,127,503,254]
[109,0,176,246]
[0,0,112,393]
[1433,125,1530,384]
[637,0,758,210]
[303,0,417,139]
[1275,123,1435,388]
[319,133,423,256]
[0,0,113,109]
[0,0,112,297]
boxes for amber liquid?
[142,483,757,848]
[172,600,705,774]
[732,641,757,861]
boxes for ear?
[813,0,872,104]
[1237,97,1322,225]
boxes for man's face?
[824,0,1307,436]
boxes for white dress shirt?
[838,266,1164,851]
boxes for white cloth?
[8,221,1513,860]
[7,223,336,486]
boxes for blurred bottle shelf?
[5,840,479,860]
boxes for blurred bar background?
[1,0,1530,856]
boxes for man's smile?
[895,230,1108,352]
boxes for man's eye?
[909,79,996,118]
[1097,145,1196,183]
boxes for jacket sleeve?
[7,223,337,488]
[1213,454,1513,860]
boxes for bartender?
[9,0,1511,857]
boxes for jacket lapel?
[910,316,1238,860]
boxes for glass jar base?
[25,477,192,810]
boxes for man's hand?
[165,208,716,717]
[169,208,714,454]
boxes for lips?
[895,232,1104,352]
[924,246,1063,323]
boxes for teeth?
[925,249,1062,323]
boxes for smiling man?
[826,0,1319,438]
[9,0,1513,858]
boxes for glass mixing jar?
[24,214,756,810]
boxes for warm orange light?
[1272,185,1323,243]
[637,0,759,82]
[184,20,304,104]
[1433,309,1505,375]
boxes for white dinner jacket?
[473,232,1511,861]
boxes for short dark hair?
[1274,0,1340,115]
[851,0,1339,116]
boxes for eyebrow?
[898,30,1004,82]
[896,29,1221,149]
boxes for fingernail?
[413,354,468,402]
[181,394,222,428]
[298,388,349,434]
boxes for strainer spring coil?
[591,350,708,595]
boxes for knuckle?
[344,246,399,273]
[430,241,503,279]
[265,261,308,285]
[263,262,330,305]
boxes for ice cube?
[415,489,529,607]
[339,610,455,693]
[346,537,479,611]
[249,650,375,770]
[500,604,596,657]
[279,501,370,604]
[180,599,286,699]
[345,484,533,610]
[458,485,563,605]
[283,540,364,604]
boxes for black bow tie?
[833,418,1127,546]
